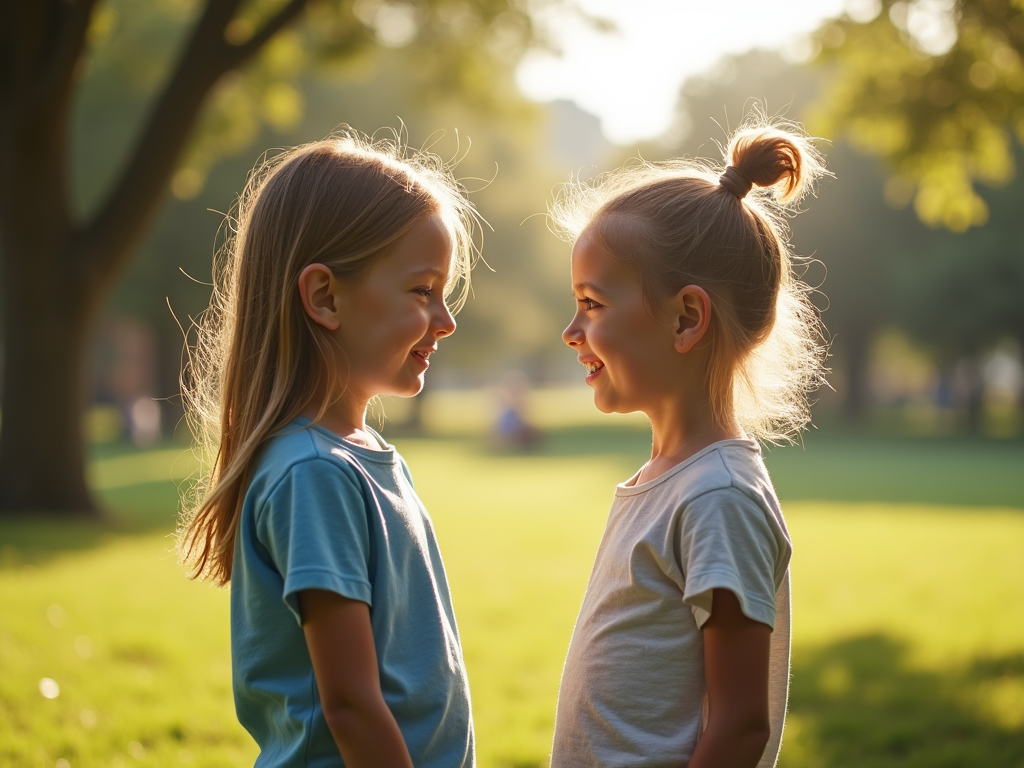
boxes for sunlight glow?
[517,0,848,145]
[39,678,60,699]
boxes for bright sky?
[516,0,851,145]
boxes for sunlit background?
[517,0,848,144]
[1,0,1022,766]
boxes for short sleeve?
[255,458,373,625]
[678,487,780,630]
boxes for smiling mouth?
[583,360,604,374]
[412,349,434,363]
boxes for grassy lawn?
[1,421,1023,767]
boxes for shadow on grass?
[784,635,1024,768]
[0,480,180,569]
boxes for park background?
[1,0,1022,766]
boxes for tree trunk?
[0,265,100,515]
[0,53,101,515]
[0,0,312,515]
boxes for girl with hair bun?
[549,120,828,768]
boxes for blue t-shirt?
[230,418,474,767]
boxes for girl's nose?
[562,316,583,347]
[434,302,457,338]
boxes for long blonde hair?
[551,118,829,442]
[179,132,480,584]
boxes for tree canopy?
[811,0,1024,231]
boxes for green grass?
[0,534,247,767]
[763,431,1024,508]
[1,426,1023,767]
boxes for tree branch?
[35,0,102,116]
[229,0,311,67]
[81,0,282,289]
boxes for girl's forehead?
[383,212,453,274]
[572,228,615,269]
[571,230,635,290]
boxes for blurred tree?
[811,0,1024,232]
[886,153,1024,428]
[0,0,558,516]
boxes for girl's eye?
[414,286,433,298]
[579,297,601,311]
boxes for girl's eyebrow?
[407,267,447,280]
[574,281,609,297]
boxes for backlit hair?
[179,131,481,584]
[551,118,829,442]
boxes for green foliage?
[73,0,553,208]
[812,0,1024,231]
[72,0,193,215]
[2,427,1023,767]
[73,0,313,207]
[174,0,550,196]
[885,155,1024,355]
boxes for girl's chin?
[593,392,637,416]
[395,375,426,398]
[374,378,424,401]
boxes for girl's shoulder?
[704,439,774,494]
[250,421,364,499]
[619,438,785,531]
[677,441,789,552]
[684,440,779,518]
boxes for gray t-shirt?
[551,439,792,768]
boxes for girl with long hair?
[180,132,480,768]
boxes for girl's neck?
[639,399,743,484]
[302,393,384,451]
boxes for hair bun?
[723,125,821,204]
[718,165,753,199]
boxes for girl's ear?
[671,285,711,354]
[298,264,342,331]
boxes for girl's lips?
[411,349,432,369]
[584,360,604,384]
